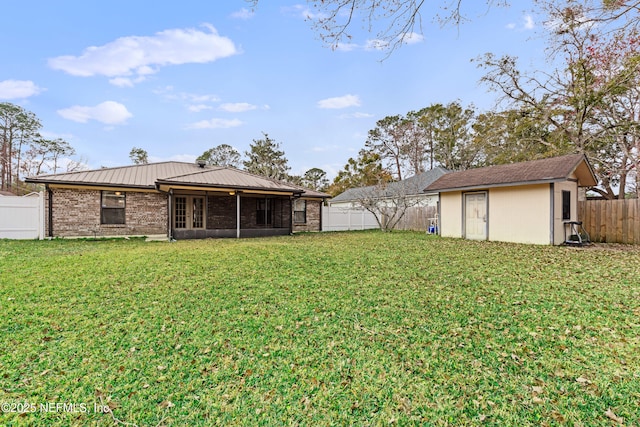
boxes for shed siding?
[488,185,551,245]
[440,192,463,238]
[49,188,167,238]
[553,180,579,245]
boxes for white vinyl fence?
[322,205,439,232]
[0,192,45,239]
[322,206,379,231]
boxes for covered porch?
[164,188,295,240]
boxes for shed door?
[465,192,487,240]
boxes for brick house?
[26,162,328,239]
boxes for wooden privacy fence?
[578,199,640,244]
[390,206,438,231]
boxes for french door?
[174,196,205,229]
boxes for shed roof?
[26,162,329,198]
[424,154,597,192]
[331,167,448,203]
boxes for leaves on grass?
[604,408,624,424]
[0,233,638,425]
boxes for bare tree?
[247,0,507,54]
[0,103,41,190]
[478,0,640,198]
[350,179,424,232]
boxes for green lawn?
[0,231,639,426]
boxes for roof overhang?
[433,178,571,193]
[156,182,298,196]
[572,158,598,187]
[38,182,158,192]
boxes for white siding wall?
[553,180,579,245]
[488,185,551,245]
[0,193,45,239]
[439,192,463,238]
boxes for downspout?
[47,185,53,238]
[319,198,324,231]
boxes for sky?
[0,0,548,179]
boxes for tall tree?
[129,147,149,165]
[21,138,75,177]
[243,133,290,180]
[472,109,570,166]
[198,144,241,168]
[478,0,640,198]
[365,115,409,180]
[0,103,41,190]
[327,149,392,197]
[302,167,329,191]
[423,101,480,171]
[402,109,432,175]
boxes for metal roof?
[156,167,304,193]
[26,162,329,198]
[424,154,598,192]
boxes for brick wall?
[48,188,168,237]
[293,199,322,232]
[207,195,236,229]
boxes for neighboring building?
[329,167,449,209]
[424,154,597,245]
[26,162,328,240]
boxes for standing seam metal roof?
[26,162,329,197]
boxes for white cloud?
[317,94,361,109]
[282,5,327,20]
[524,15,535,30]
[149,154,198,163]
[402,32,424,45]
[231,8,254,19]
[155,86,221,111]
[335,43,359,52]
[508,15,536,31]
[57,101,132,124]
[219,102,257,113]
[0,80,43,99]
[48,24,239,86]
[186,118,243,129]
[339,112,374,119]
[188,104,213,112]
[365,39,389,51]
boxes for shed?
[424,154,597,245]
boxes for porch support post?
[236,192,241,238]
[46,185,53,238]
[168,189,174,241]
